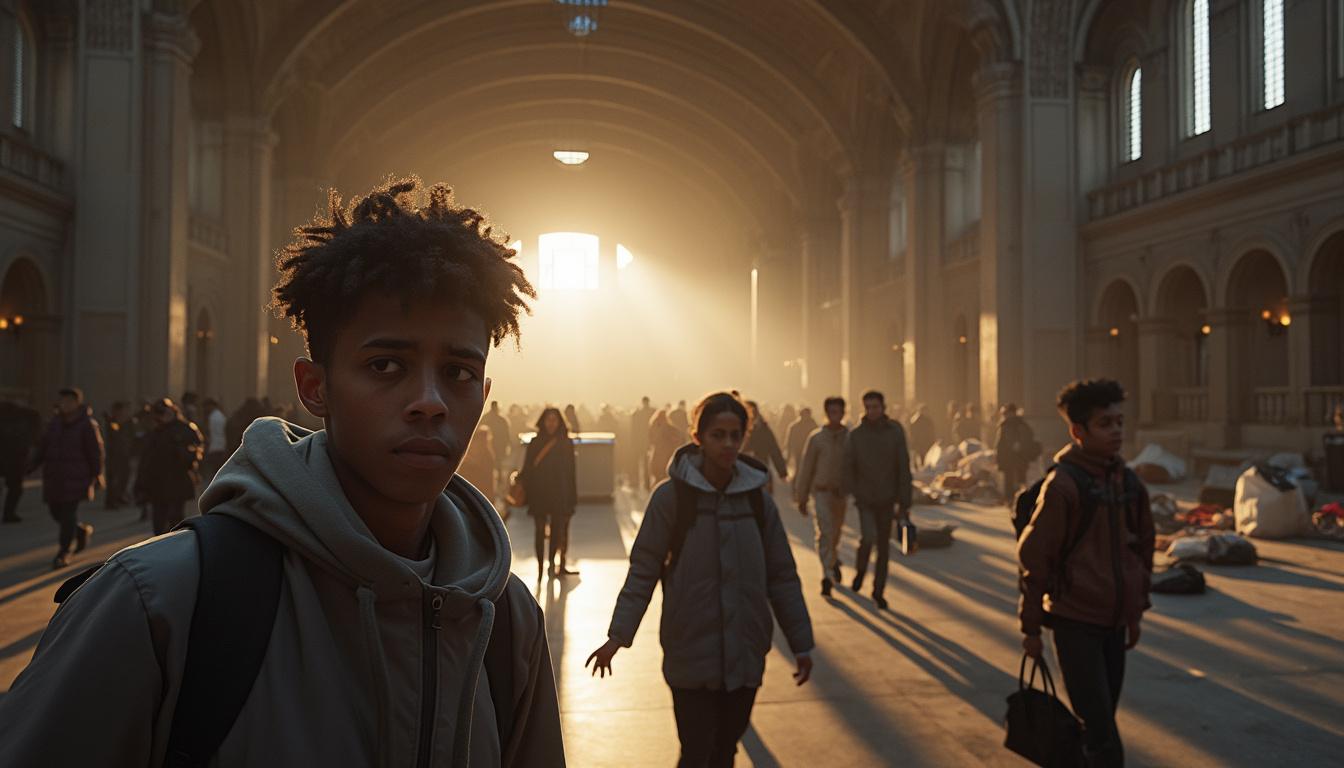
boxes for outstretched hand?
[585,638,623,679]
[793,653,813,686]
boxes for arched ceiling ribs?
[366,96,797,210]
[324,73,799,207]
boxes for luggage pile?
[1313,502,1344,541]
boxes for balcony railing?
[944,223,980,265]
[1087,102,1344,220]
[0,134,66,194]
[189,212,229,255]
[1251,387,1292,425]
[1174,387,1208,422]
[1303,387,1344,428]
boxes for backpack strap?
[164,515,285,768]
[484,580,515,754]
[1053,462,1102,569]
[662,479,700,579]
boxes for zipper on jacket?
[416,591,444,768]
[1108,474,1126,628]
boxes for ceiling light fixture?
[553,150,589,166]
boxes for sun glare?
[538,231,599,290]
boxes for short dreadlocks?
[270,177,535,363]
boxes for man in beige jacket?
[794,396,850,596]
[0,178,565,767]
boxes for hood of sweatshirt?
[667,443,769,495]
[198,417,512,766]
[1054,442,1125,480]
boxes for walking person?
[907,404,936,469]
[629,396,655,488]
[587,392,814,768]
[843,390,912,611]
[519,407,578,580]
[459,424,499,508]
[743,400,788,486]
[648,408,683,489]
[563,403,582,434]
[481,400,513,488]
[101,402,133,509]
[134,397,204,536]
[200,398,229,484]
[794,397,849,596]
[0,397,42,523]
[1019,379,1155,768]
[27,388,104,569]
[783,406,817,476]
[994,403,1038,502]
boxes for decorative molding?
[1027,0,1072,99]
[144,11,200,64]
[85,0,133,54]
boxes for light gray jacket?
[608,447,814,691]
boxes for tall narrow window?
[1188,0,1211,136]
[11,21,24,128]
[1262,0,1285,109]
[1124,66,1143,161]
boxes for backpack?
[54,514,516,767]
[661,454,768,579]
[1011,462,1140,582]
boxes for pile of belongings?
[912,482,950,506]
[1166,532,1258,565]
[928,442,1003,504]
[1149,494,1183,534]
[1313,502,1344,541]
[1264,453,1319,506]
[1151,563,1207,594]
[916,442,963,483]
[1234,463,1313,539]
[1130,444,1187,484]
[1151,496,1234,551]
[892,522,957,549]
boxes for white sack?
[1234,467,1312,539]
[1130,444,1187,481]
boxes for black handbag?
[1004,654,1084,767]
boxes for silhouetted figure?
[668,400,689,434]
[28,388,104,569]
[519,407,578,580]
[784,406,817,475]
[0,398,42,523]
[199,398,228,484]
[907,404,936,466]
[459,424,498,506]
[844,390,912,611]
[480,400,513,488]
[647,409,682,489]
[101,402,132,509]
[630,396,655,487]
[743,400,788,483]
[994,403,1038,501]
[563,403,582,434]
[795,397,849,595]
[226,397,267,454]
[135,398,203,535]
[945,400,962,444]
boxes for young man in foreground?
[1018,379,1154,768]
[0,178,565,766]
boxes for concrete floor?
[2,478,1342,766]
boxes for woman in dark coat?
[520,407,578,580]
[28,388,104,569]
[134,398,204,535]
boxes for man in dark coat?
[994,403,1039,501]
[101,402,132,509]
[0,398,42,522]
[27,388,104,568]
[907,405,935,468]
[134,398,204,535]
[784,406,817,475]
[843,390,912,611]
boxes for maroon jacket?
[32,406,105,505]
[1017,444,1155,635]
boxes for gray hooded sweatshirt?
[607,446,814,691]
[0,418,564,767]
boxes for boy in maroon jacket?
[1018,379,1155,768]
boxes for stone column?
[139,11,198,399]
[975,62,1024,417]
[222,116,277,405]
[1204,309,1244,448]
[837,173,890,405]
[901,145,947,409]
[1136,318,1172,425]
[1286,295,1315,428]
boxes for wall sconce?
[1262,307,1290,336]
[957,335,968,345]
[194,329,215,341]
[1108,326,1120,338]
[269,335,280,345]
[1200,324,1212,336]
[0,314,24,331]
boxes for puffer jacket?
[134,418,204,504]
[1017,444,1156,635]
[607,445,813,691]
[843,416,913,509]
[33,406,104,504]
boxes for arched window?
[11,15,33,130]
[1123,64,1142,162]
[1185,0,1211,136]
[1261,0,1285,110]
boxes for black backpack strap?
[164,515,284,768]
[1054,462,1101,567]
[485,580,515,754]
[747,488,766,537]
[661,480,700,578]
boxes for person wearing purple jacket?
[28,387,105,569]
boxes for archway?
[0,258,54,405]
[1153,266,1209,421]
[1092,280,1140,428]
[1306,231,1344,426]
[1226,250,1290,424]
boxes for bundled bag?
[1207,533,1258,565]
[1004,655,1084,767]
[1234,466,1310,539]
[1151,563,1207,594]
[918,523,957,548]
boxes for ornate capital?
[973,62,1022,108]
[144,12,200,64]
[86,0,134,53]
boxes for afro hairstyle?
[1056,378,1126,425]
[270,176,535,364]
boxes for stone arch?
[0,256,55,404]
[0,256,48,316]
[1090,279,1141,425]
[1092,272,1145,325]
[1217,235,1297,306]
[1302,227,1344,410]
[1225,249,1292,422]
[1152,265,1211,411]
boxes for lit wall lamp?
[1262,307,1290,336]
[957,334,969,345]
[1200,324,1212,336]
[269,335,280,345]
[194,329,215,341]
[1108,326,1120,338]
[0,314,23,331]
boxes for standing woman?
[647,409,682,490]
[587,391,814,767]
[520,407,578,580]
[133,398,204,535]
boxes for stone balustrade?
[0,135,66,194]
[189,211,229,255]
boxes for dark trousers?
[854,503,894,597]
[105,455,130,508]
[1002,465,1027,500]
[49,501,80,555]
[532,512,573,568]
[1052,616,1126,767]
[2,462,23,519]
[151,500,186,536]
[670,686,758,768]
